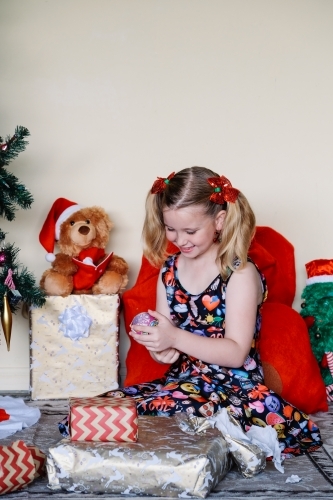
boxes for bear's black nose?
[78,226,90,235]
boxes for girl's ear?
[215,210,226,231]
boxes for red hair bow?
[151,172,175,194]
[207,175,239,204]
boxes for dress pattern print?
[120,253,322,457]
[59,253,322,457]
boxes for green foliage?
[0,126,34,221]
[300,282,333,386]
[0,126,45,313]
[0,264,46,313]
[0,126,30,167]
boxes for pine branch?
[0,126,46,316]
[13,266,46,307]
[0,171,34,220]
[0,257,46,313]
[0,126,30,168]
[0,126,34,221]
[0,242,20,269]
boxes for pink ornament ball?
[131,312,158,334]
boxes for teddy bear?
[39,197,129,297]
[300,258,333,402]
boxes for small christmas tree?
[0,126,45,351]
[300,259,333,402]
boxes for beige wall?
[1,0,333,390]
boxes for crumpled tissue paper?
[209,408,284,476]
[0,396,40,439]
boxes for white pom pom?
[46,252,56,263]
[82,257,94,266]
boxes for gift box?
[69,396,138,442]
[30,294,120,400]
[47,415,231,498]
[0,441,46,496]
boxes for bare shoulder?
[227,261,263,304]
[235,260,261,278]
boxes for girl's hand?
[150,348,180,364]
[129,309,178,352]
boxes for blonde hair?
[142,166,256,279]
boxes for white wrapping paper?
[30,295,119,400]
[0,396,41,439]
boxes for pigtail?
[216,192,256,279]
[142,191,168,268]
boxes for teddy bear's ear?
[102,213,114,232]
[88,206,114,232]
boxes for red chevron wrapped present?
[28,445,46,479]
[69,396,138,442]
[0,441,46,496]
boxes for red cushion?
[259,302,328,414]
[250,227,296,306]
[123,254,167,386]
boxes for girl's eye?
[165,227,174,232]
[186,231,196,235]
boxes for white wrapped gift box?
[30,295,119,400]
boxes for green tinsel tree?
[0,126,45,349]
[300,282,333,390]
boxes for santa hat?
[39,198,82,262]
[305,259,333,285]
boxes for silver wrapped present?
[47,416,231,498]
[209,409,270,477]
[176,411,267,478]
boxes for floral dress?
[60,253,322,456]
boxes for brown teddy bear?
[39,198,128,296]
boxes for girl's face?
[163,205,225,259]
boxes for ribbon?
[151,172,175,194]
[207,175,239,204]
[58,304,92,341]
[4,269,15,290]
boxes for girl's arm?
[149,348,180,364]
[130,262,262,368]
[134,268,180,365]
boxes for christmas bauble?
[1,293,12,351]
[0,251,6,266]
[131,312,158,335]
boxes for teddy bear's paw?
[52,253,78,275]
[119,274,129,292]
[92,271,124,295]
[108,255,129,275]
[40,271,73,297]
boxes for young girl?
[61,166,322,457]
[109,166,321,457]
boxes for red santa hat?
[39,198,82,262]
[305,259,333,285]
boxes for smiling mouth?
[180,246,194,252]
